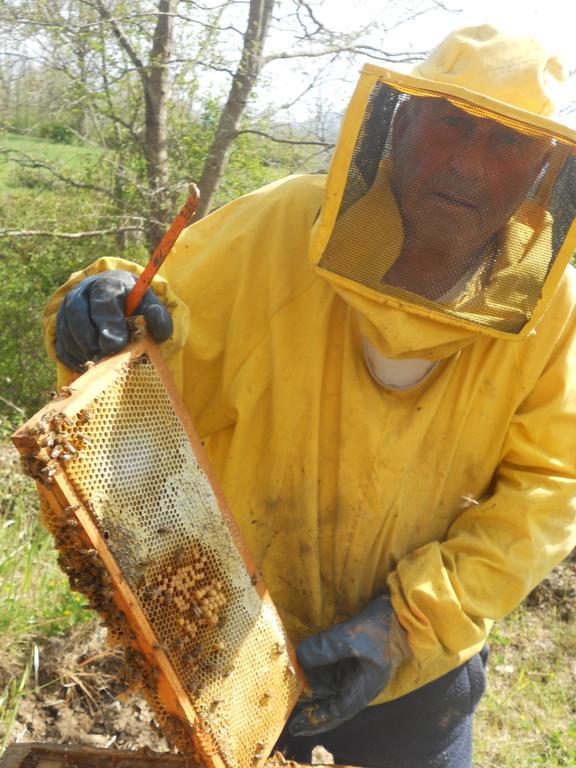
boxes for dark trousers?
[276,647,489,768]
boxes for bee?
[134,574,146,589]
[63,504,80,515]
[79,548,99,559]
[37,433,55,448]
[77,408,93,424]
[152,642,168,653]
[250,573,259,586]
[33,447,51,464]
[37,417,49,434]
[157,526,172,535]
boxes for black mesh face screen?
[319,80,576,334]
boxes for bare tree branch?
[0,226,145,239]
[90,0,148,85]
[264,45,427,64]
[0,394,26,416]
[196,0,276,217]
[235,128,333,148]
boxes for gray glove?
[56,270,173,371]
[289,595,410,736]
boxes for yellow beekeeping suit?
[44,171,576,703]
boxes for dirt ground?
[2,620,171,753]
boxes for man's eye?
[495,130,523,148]
[442,115,466,129]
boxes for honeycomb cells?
[44,353,302,768]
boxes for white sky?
[260,0,576,124]
[321,0,574,63]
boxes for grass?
[475,587,576,767]
[0,446,88,747]
[0,134,99,192]
[0,448,88,638]
[0,441,574,763]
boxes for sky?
[324,0,574,63]
[259,0,576,124]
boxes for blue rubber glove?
[289,596,410,736]
[56,270,173,371]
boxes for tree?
[194,0,274,218]
[0,0,433,239]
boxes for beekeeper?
[45,25,576,768]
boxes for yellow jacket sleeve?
[388,276,576,667]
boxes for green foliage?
[0,239,85,435]
[0,452,88,643]
[0,135,148,434]
[37,122,75,144]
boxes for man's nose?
[447,135,490,180]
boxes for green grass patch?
[475,567,576,767]
[0,447,88,647]
[0,445,91,749]
[0,134,99,191]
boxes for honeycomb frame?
[12,338,304,768]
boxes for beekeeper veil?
[309,25,576,360]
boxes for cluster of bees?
[40,500,130,647]
[19,402,92,485]
[41,499,199,757]
[139,545,231,687]
[150,554,227,638]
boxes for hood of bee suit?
[309,24,576,361]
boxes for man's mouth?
[432,192,477,209]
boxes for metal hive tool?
[12,338,304,768]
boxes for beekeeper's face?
[390,98,552,258]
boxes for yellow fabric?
[43,173,576,704]
[411,24,566,118]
